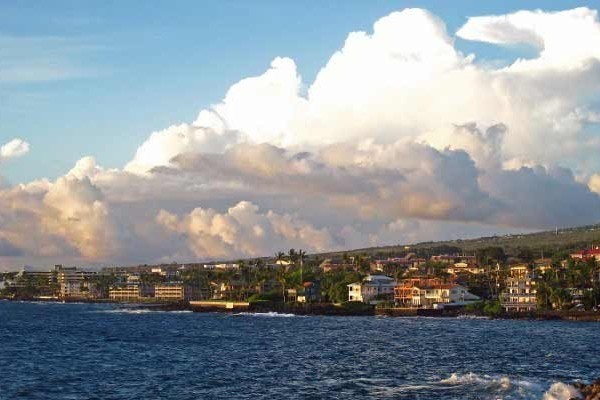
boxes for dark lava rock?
[573,379,600,400]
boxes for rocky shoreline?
[4,297,600,321]
[573,379,600,400]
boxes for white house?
[347,275,396,303]
[446,262,484,275]
[410,284,480,308]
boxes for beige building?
[56,266,98,299]
[109,284,154,301]
[501,276,537,312]
[109,285,141,301]
[154,284,201,301]
[408,284,480,308]
[446,262,484,275]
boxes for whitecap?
[234,312,297,318]
[97,308,193,314]
[543,382,582,400]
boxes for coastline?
[4,296,600,321]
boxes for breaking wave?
[234,312,297,318]
[542,382,582,400]
[98,308,193,314]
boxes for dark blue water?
[0,301,597,399]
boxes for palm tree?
[277,267,287,303]
[288,248,298,267]
[298,249,307,283]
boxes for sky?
[1,1,600,269]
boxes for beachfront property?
[210,280,245,300]
[500,276,537,312]
[109,285,142,301]
[287,281,321,303]
[154,284,203,301]
[347,275,396,303]
[394,277,445,306]
[109,283,154,301]
[56,266,100,299]
[394,279,480,308]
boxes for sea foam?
[234,312,296,318]
[542,382,582,400]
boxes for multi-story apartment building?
[109,284,154,301]
[500,276,537,312]
[154,284,203,301]
[56,266,98,299]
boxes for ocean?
[0,301,597,399]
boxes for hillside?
[315,223,600,260]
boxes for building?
[210,280,245,300]
[570,246,600,261]
[56,266,98,299]
[370,255,426,273]
[109,285,141,301]
[203,263,240,271]
[394,277,446,306]
[297,281,321,303]
[446,262,484,275]
[150,267,177,279]
[154,284,203,301]
[509,264,531,279]
[347,275,396,303]
[500,276,537,312]
[319,259,355,273]
[109,284,154,301]
[397,282,480,308]
[431,254,476,264]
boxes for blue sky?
[3,1,600,266]
[1,0,596,184]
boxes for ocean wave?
[233,312,297,318]
[369,372,547,397]
[440,372,513,390]
[542,382,582,400]
[98,308,193,315]
[456,314,491,320]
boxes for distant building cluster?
[1,246,599,313]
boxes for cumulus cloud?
[457,7,600,70]
[0,138,29,161]
[156,201,336,259]
[3,6,600,266]
[134,7,600,171]
[0,172,120,263]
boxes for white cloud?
[457,7,600,71]
[125,123,239,174]
[157,201,336,259]
[0,138,29,161]
[3,6,600,266]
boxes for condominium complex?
[500,276,537,312]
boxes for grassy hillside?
[316,224,600,260]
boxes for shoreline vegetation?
[4,296,600,321]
